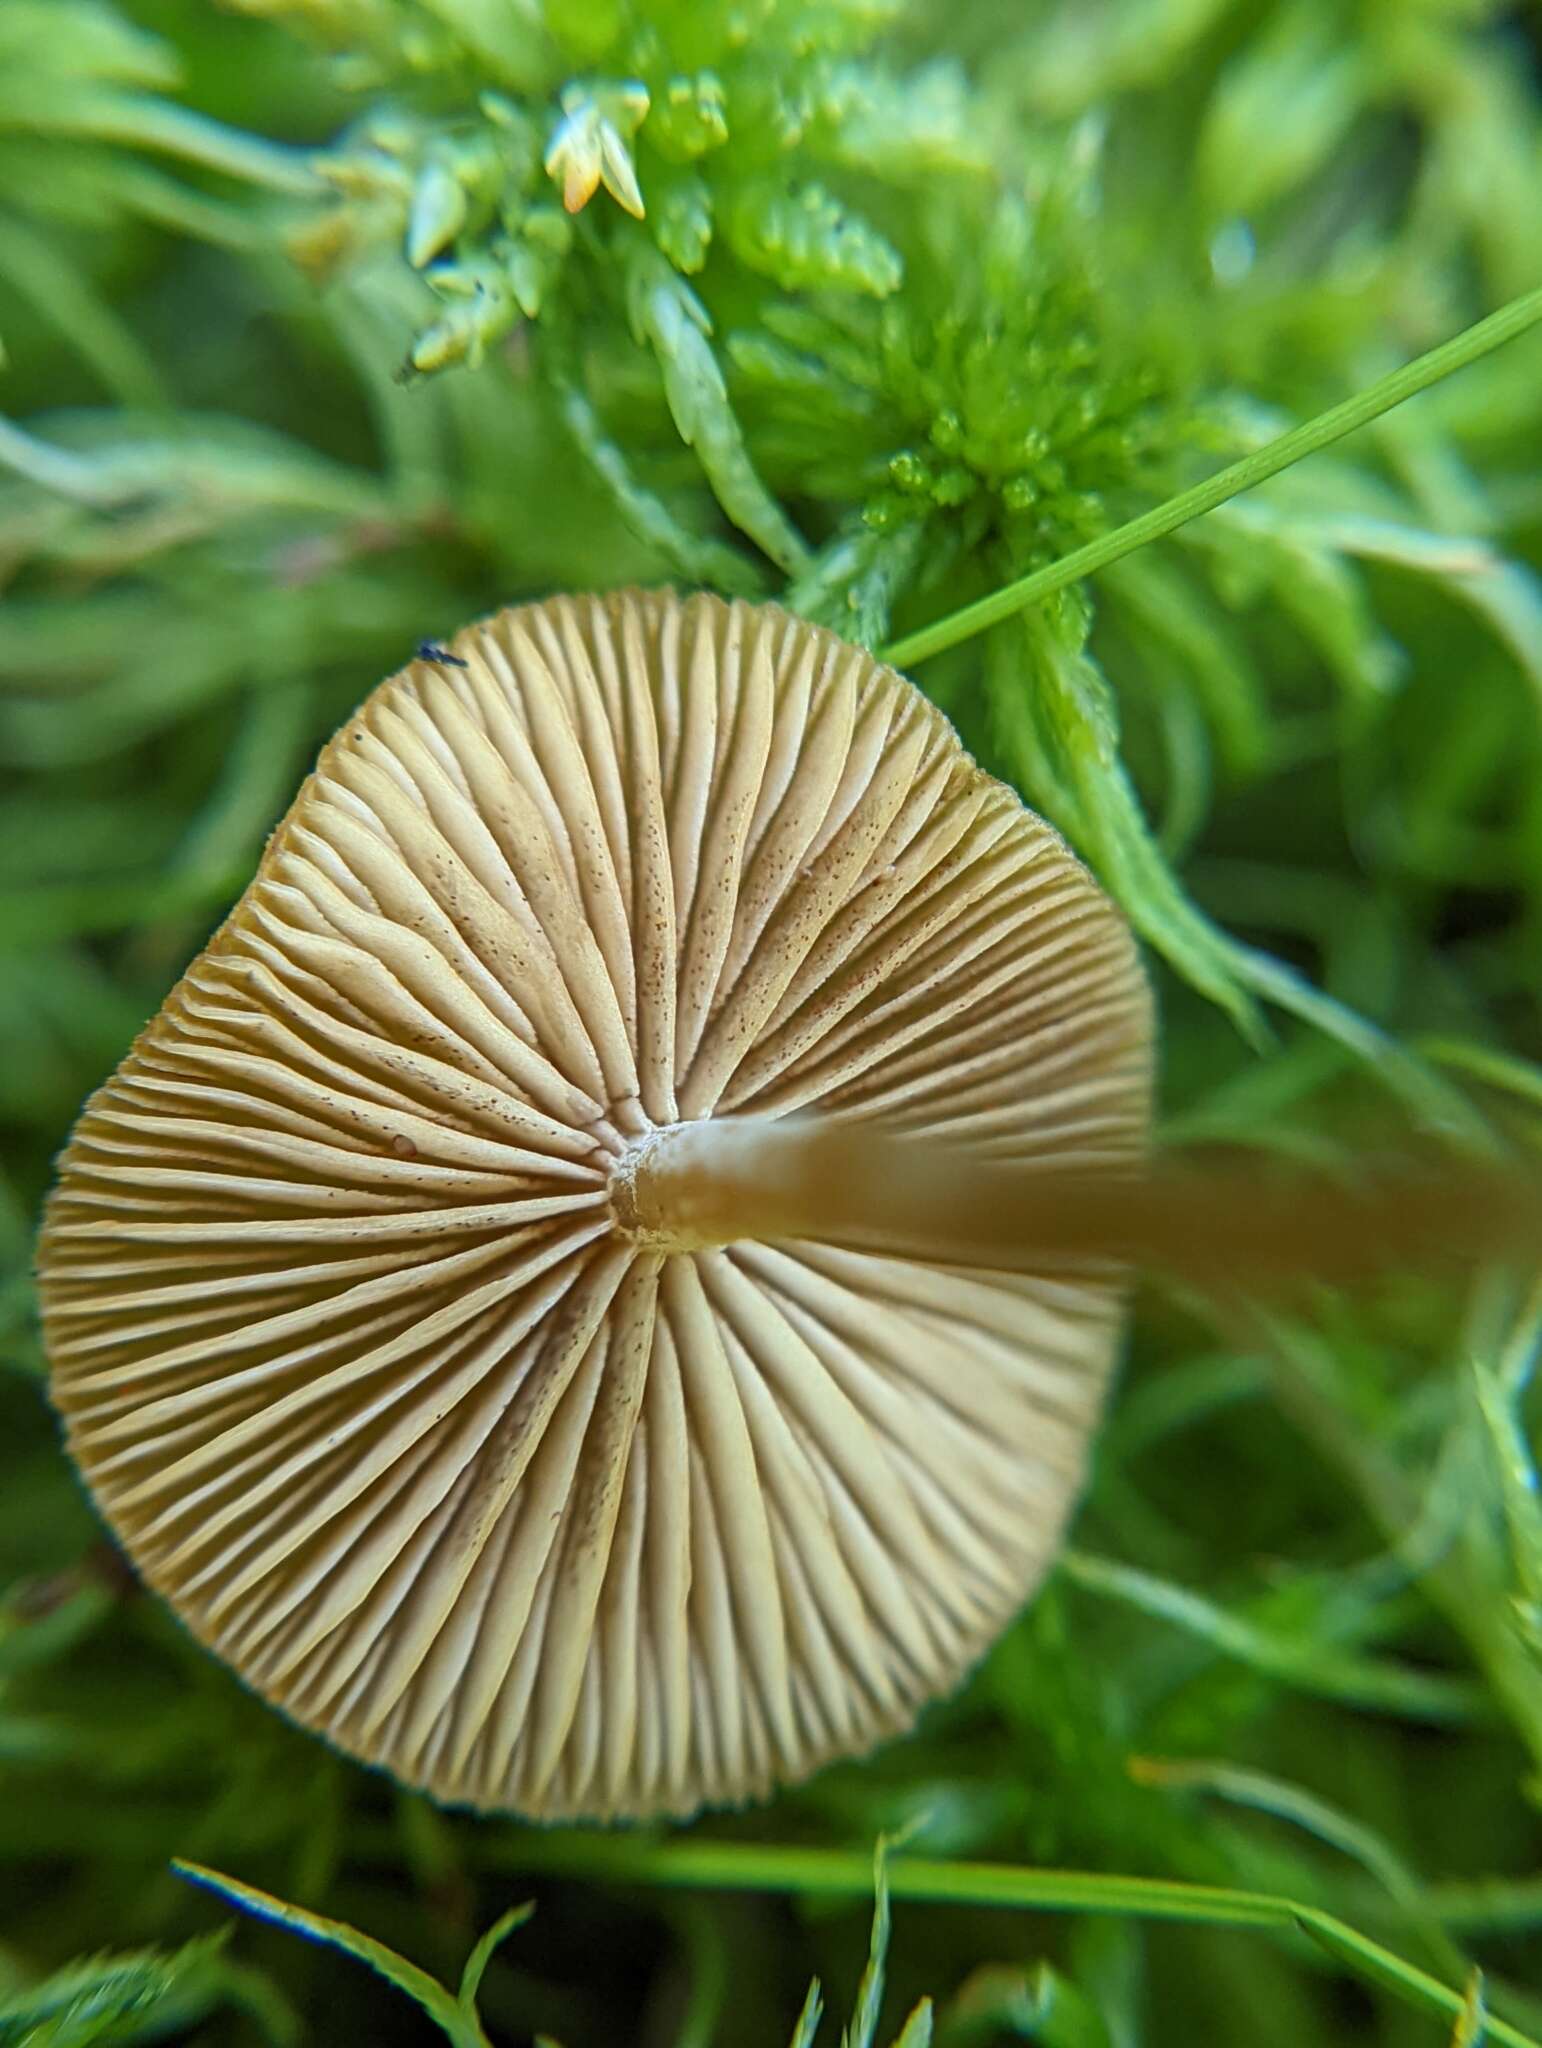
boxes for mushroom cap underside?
[39,588,1152,1820]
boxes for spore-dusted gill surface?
[40,589,1152,1819]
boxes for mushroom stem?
[623,1116,1542,1294]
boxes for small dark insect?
[417,641,468,667]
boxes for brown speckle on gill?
[38,590,1153,1819]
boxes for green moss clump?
[2,2,1542,2044]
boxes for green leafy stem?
[882,282,1542,670]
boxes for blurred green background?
[2,0,1542,2041]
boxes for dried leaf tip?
[545,82,649,218]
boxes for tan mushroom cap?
[39,589,1152,1820]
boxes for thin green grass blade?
[1426,1880,1542,1938]
[789,1979,825,2048]
[476,1841,1542,2048]
[882,285,1542,669]
[0,210,165,407]
[1129,1755,1468,1979]
[456,1903,532,2014]
[1419,1041,1542,1117]
[172,1862,492,2048]
[1059,1550,1483,1722]
[15,92,322,193]
[844,1839,895,2048]
[667,1899,730,2048]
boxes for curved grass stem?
[481,1837,1541,2048]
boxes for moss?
[2,1,1542,2042]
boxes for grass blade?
[172,1862,503,2048]
[882,284,1542,668]
[478,1839,1542,2048]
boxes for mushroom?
[38,589,1152,1820]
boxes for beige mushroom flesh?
[38,589,1153,1821]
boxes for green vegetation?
[2,0,1541,2040]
